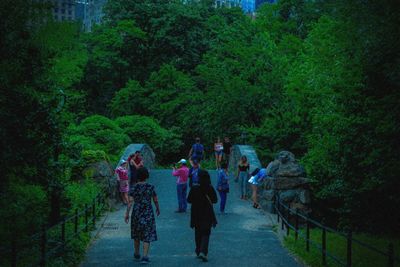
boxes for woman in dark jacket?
[187,169,218,262]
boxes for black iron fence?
[2,190,108,267]
[275,199,399,267]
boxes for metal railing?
[275,199,399,267]
[4,190,108,267]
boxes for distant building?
[241,0,276,14]
[75,0,106,32]
[51,0,76,21]
[215,0,241,8]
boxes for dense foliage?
[1,1,399,262]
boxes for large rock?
[268,151,306,178]
[298,189,311,204]
[269,177,310,190]
[83,160,119,204]
[118,144,156,169]
[278,190,298,203]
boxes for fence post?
[61,220,65,250]
[40,225,46,267]
[11,238,17,267]
[74,209,78,234]
[347,230,352,267]
[295,209,299,241]
[322,228,327,266]
[92,199,96,227]
[85,204,88,232]
[286,204,290,236]
[306,219,310,252]
[388,243,394,267]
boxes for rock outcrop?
[118,144,156,170]
[260,151,311,214]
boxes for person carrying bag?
[187,169,218,262]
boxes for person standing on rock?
[172,159,189,213]
[188,137,204,164]
[187,169,218,262]
[115,160,129,205]
[214,137,224,170]
[128,151,144,189]
[125,167,160,264]
[217,162,230,214]
[236,155,250,200]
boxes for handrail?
[275,199,399,266]
[3,188,108,267]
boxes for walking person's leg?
[182,184,187,212]
[141,242,150,263]
[134,239,140,259]
[199,226,211,261]
[251,184,259,208]
[176,184,182,211]
[195,227,201,256]
[177,184,186,212]
[221,191,227,212]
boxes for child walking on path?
[125,167,160,264]
[217,162,229,213]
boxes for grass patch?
[283,227,400,267]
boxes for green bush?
[64,178,101,213]
[115,115,183,163]
[0,183,48,242]
[67,115,130,162]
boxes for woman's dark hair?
[198,169,211,188]
[241,155,247,162]
[137,167,149,181]
[251,168,260,176]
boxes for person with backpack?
[188,137,204,164]
[187,169,218,262]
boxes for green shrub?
[115,115,183,163]
[64,178,101,213]
[0,183,48,242]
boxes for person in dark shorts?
[187,169,218,262]
[223,136,232,165]
[125,167,160,264]
[188,137,204,164]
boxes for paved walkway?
[81,170,302,267]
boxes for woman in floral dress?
[125,167,160,264]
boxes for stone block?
[274,163,306,178]
[298,189,311,204]
[278,190,298,202]
[271,177,310,190]
[262,190,275,201]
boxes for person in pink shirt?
[115,160,129,205]
[172,159,190,213]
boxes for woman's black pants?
[195,226,211,256]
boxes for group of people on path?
[114,139,272,264]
